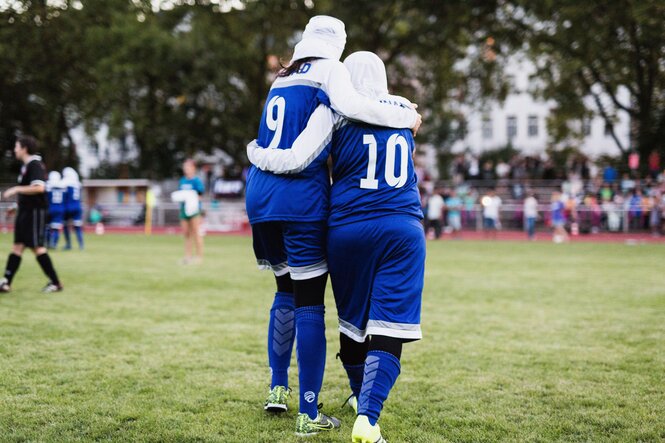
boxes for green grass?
[0,233,663,442]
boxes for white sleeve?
[247,105,339,174]
[322,62,418,129]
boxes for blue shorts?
[49,210,64,229]
[65,208,83,227]
[483,217,497,229]
[327,215,425,342]
[251,221,327,280]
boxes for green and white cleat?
[343,394,358,414]
[352,415,387,443]
[264,385,290,412]
[295,412,341,437]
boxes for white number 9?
[266,95,286,149]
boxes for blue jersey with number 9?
[329,122,423,227]
[245,63,332,224]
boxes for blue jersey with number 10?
[245,62,332,224]
[329,122,423,227]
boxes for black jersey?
[17,156,48,210]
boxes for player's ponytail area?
[0,233,662,441]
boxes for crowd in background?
[417,150,665,239]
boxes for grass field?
[0,233,663,442]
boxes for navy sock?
[343,363,365,398]
[357,350,401,426]
[4,253,21,285]
[63,225,71,248]
[295,305,326,419]
[74,226,84,249]
[268,291,295,388]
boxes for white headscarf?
[291,15,347,62]
[47,171,62,191]
[62,167,80,187]
[343,51,412,108]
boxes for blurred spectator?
[620,173,636,194]
[482,189,502,239]
[628,150,640,176]
[426,189,445,239]
[603,164,618,184]
[628,190,644,230]
[446,189,462,238]
[648,150,661,180]
[481,161,495,181]
[462,187,477,228]
[551,191,568,243]
[466,153,480,179]
[651,191,664,236]
[523,191,538,240]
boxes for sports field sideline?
[0,234,663,442]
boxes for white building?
[451,56,631,159]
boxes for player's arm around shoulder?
[247,104,340,174]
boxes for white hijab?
[291,15,347,62]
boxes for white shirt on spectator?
[483,196,502,219]
[524,196,538,218]
[427,194,445,220]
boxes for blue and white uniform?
[46,171,66,229]
[246,46,418,280]
[247,52,425,341]
[62,167,83,227]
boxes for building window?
[482,116,493,139]
[507,116,517,140]
[583,118,592,136]
[528,115,538,137]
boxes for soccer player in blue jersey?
[61,167,84,250]
[245,16,420,436]
[178,159,205,264]
[248,51,426,443]
[46,171,66,249]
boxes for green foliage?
[1,1,500,179]
[505,0,665,168]
[0,234,664,441]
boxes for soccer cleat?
[342,394,358,414]
[352,415,387,443]
[41,282,63,293]
[0,278,10,293]
[264,385,290,412]
[295,412,341,437]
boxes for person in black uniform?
[0,136,63,293]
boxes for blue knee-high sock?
[295,305,326,419]
[357,350,401,425]
[63,225,71,248]
[51,230,60,249]
[343,363,365,398]
[74,226,84,249]
[268,292,295,388]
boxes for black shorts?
[14,208,47,248]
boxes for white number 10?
[360,133,409,189]
[266,95,285,149]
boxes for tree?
[504,0,665,166]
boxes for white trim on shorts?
[339,318,422,342]
[367,320,422,340]
[338,318,367,343]
[256,259,289,277]
[289,260,328,281]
